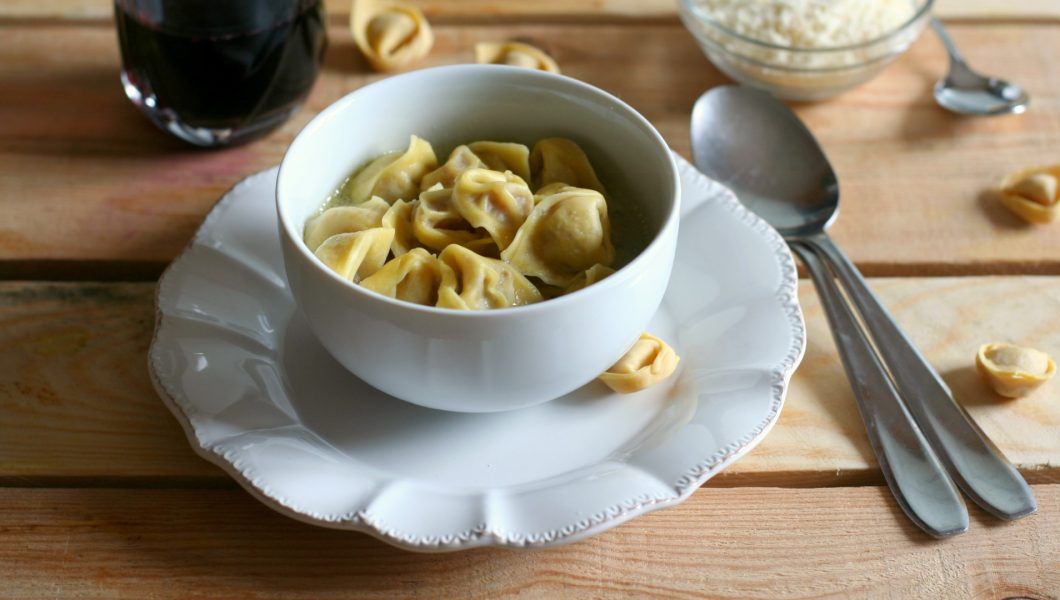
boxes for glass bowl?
[679,0,934,100]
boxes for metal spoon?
[931,18,1029,116]
[790,241,967,538]
[690,85,1037,527]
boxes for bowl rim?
[276,64,681,319]
[679,0,935,54]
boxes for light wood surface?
[2,22,1059,277]
[2,0,1057,22]
[2,1,1058,596]
[0,485,1056,599]
[2,278,1056,485]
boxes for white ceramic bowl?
[276,65,680,412]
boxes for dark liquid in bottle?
[115,0,326,143]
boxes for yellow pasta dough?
[337,135,438,204]
[474,41,560,74]
[413,186,498,256]
[350,0,434,72]
[530,137,605,193]
[976,342,1056,398]
[599,333,680,394]
[467,141,532,183]
[381,198,419,256]
[999,165,1060,224]
[501,184,615,287]
[304,197,390,252]
[313,227,395,282]
[436,245,543,310]
[360,248,452,306]
[452,168,534,250]
[565,264,616,293]
[421,145,486,191]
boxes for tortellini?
[360,248,452,306]
[475,41,560,74]
[565,264,615,294]
[468,141,532,183]
[420,145,485,191]
[313,227,394,283]
[599,333,681,394]
[307,136,627,311]
[437,245,543,310]
[304,197,390,251]
[976,342,1055,398]
[501,185,615,286]
[999,165,1060,224]
[350,0,434,72]
[452,168,535,250]
[413,186,498,256]
[530,137,605,193]
[337,135,438,204]
[381,199,419,256]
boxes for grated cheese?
[695,0,916,48]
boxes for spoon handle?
[802,233,1037,520]
[931,18,967,66]
[789,242,968,538]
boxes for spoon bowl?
[690,86,838,238]
[930,18,1029,116]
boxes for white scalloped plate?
[149,153,805,551]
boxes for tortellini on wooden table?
[350,0,434,72]
[999,164,1060,224]
[304,134,641,311]
[475,41,560,74]
[976,342,1056,398]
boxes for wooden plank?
[1,278,1058,485]
[724,275,1060,487]
[0,485,1056,598]
[1,23,1059,276]
[2,0,1057,23]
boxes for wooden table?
[2,1,1058,597]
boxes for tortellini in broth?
[530,137,606,193]
[304,197,390,252]
[413,186,499,256]
[437,245,542,310]
[360,248,451,306]
[501,185,615,287]
[334,135,438,205]
[452,168,535,250]
[307,136,641,310]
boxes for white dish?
[149,154,805,551]
[277,65,680,412]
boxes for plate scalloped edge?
[148,152,807,551]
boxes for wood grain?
[1,22,1059,276]
[0,485,1056,598]
[1,278,1057,486]
[2,0,1056,23]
